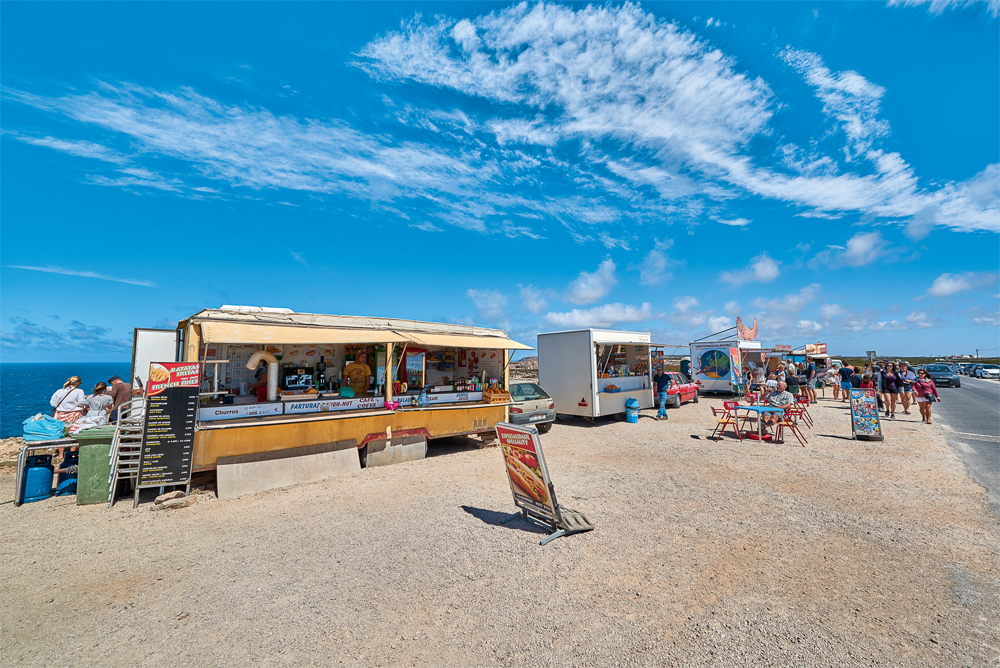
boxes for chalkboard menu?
[137,362,201,487]
[849,388,884,441]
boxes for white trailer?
[689,339,762,393]
[538,329,654,419]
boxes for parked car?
[924,364,961,387]
[977,364,999,379]
[955,363,972,375]
[969,364,984,377]
[658,371,699,408]
[508,381,556,432]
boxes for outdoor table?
[734,405,785,441]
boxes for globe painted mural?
[699,349,730,379]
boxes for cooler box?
[74,426,117,505]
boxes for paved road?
[933,375,1000,519]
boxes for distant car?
[657,371,699,408]
[977,364,999,379]
[955,363,971,375]
[924,364,961,388]
[969,364,984,377]
[508,381,556,432]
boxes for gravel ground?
[2,397,998,667]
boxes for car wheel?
[693,389,699,403]
[537,422,552,433]
[671,395,682,409]
[955,380,961,388]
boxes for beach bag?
[23,415,66,441]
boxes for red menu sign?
[138,362,201,488]
[496,423,558,521]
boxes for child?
[860,374,875,389]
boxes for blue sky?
[2,1,998,362]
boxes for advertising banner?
[729,347,742,384]
[496,422,558,522]
[849,388,884,441]
[804,343,827,355]
[138,362,201,488]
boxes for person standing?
[51,376,87,423]
[653,366,672,421]
[897,362,916,415]
[912,368,941,424]
[85,382,114,426]
[343,350,373,397]
[838,364,853,402]
[882,363,901,418]
[249,364,270,402]
[785,365,800,397]
[107,375,133,422]
[805,357,818,403]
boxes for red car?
[655,372,700,408]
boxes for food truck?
[537,329,655,420]
[689,338,762,394]
[132,306,532,473]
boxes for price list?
[138,362,201,487]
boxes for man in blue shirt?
[653,366,672,421]
[805,357,818,403]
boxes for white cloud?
[796,319,823,334]
[887,0,999,17]
[290,251,309,268]
[467,289,508,321]
[819,303,847,320]
[567,259,618,304]
[927,272,998,298]
[721,253,780,285]
[753,283,820,312]
[974,316,999,325]
[713,217,751,227]
[6,265,156,287]
[905,311,933,328]
[518,285,549,314]
[707,315,732,332]
[634,240,674,286]
[842,231,885,266]
[870,319,906,332]
[724,300,741,316]
[544,302,653,329]
[5,132,127,163]
[781,49,890,161]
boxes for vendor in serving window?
[344,350,373,396]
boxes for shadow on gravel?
[815,434,857,441]
[426,436,484,458]
[460,505,548,534]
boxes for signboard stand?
[849,388,884,441]
[495,422,594,545]
[134,362,201,507]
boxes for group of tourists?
[745,357,819,403]
[49,375,133,427]
[829,360,941,424]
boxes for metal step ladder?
[108,397,147,507]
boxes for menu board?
[849,388,884,441]
[496,422,558,522]
[137,362,201,487]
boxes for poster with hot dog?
[496,422,558,521]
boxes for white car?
[976,364,999,379]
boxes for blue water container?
[23,455,54,503]
[625,398,639,424]
[55,451,79,497]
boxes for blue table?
[734,405,786,441]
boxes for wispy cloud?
[467,288,508,322]
[886,0,999,17]
[290,251,309,268]
[6,265,156,287]
[1,317,131,353]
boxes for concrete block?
[365,435,428,468]
[216,439,360,500]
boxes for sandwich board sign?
[495,422,593,545]
[849,388,884,441]
[134,362,201,506]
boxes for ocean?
[1,363,131,438]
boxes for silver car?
[508,381,556,432]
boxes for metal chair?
[794,395,813,427]
[711,402,743,442]
[775,408,807,446]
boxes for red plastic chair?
[710,410,743,442]
[794,395,813,426]
[775,408,807,446]
[745,392,760,406]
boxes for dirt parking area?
[2,397,998,667]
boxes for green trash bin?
[74,426,117,505]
